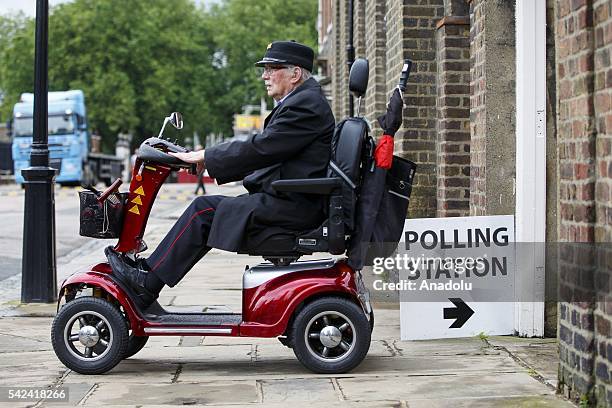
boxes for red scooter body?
[53,132,372,375]
[59,257,364,338]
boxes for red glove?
[374,135,394,169]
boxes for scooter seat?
[240,230,299,255]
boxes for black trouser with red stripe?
[146,195,226,287]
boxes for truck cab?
[12,90,89,185]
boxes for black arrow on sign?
[443,298,474,328]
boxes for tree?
[0,13,34,123]
[0,0,218,150]
[0,0,318,148]
[46,0,218,150]
[207,0,318,134]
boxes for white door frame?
[514,0,546,337]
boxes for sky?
[0,0,72,16]
[0,0,212,16]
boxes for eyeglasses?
[259,65,292,75]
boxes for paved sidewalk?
[0,197,574,407]
[0,181,237,202]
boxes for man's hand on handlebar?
[169,150,205,174]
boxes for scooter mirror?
[170,112,183,130]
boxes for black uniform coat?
[204,78,334,252]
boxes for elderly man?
[106,41,335,307]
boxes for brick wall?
[556,0,598,402]
[593,0,611,405]
[469,0,486,215]
[392,0,444,218]
[468,0,516,216]
[435,17,471,217]
[593,0,611,243]
[332,1,350,119]
[332,0,443,219]
[556,0,612,405]
[364,0,387,131]
[354,0,366,60]
[545,0,559,338]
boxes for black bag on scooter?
[347,154,416,270]
[369,156,416,256]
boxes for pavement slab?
[338,372,553,401]
[65,360,179,385]
[133,342,256,364]
[406,395,575,407]
[487,336,559,388]
[82,381,259,406]
[260,378,339,403]
[0,350,66,388]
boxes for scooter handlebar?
[142,137,189,153]
[137,143,189,168]
[97,178,123,203]
[137,137,197,171]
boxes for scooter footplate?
[144,313,242,326]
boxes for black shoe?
[104,246,158,308]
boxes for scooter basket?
[79,191,128,239]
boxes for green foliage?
[46,0,217,151]
[208,0,318,129]
[579,393,590,408]
[0,0,317,150]
[0,13,34,122]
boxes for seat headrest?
[349,58,369,98]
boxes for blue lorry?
[11,90,122,186]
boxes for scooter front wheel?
[291,297,371,374]
[51,297,128,374]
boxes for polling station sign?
[369,215,516,340]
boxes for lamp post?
[21,0,57,303]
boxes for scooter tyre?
[124,334,149,359]
[51,297,128,374]
[291,297,371,374]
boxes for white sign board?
[391,215,515,340]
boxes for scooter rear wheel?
[291,297,371,374]
[51,297,128,374]
[124,334,149,359]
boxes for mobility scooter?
[51,59,410,375]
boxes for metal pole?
[21,0,57,303]
[346,0,354,116]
